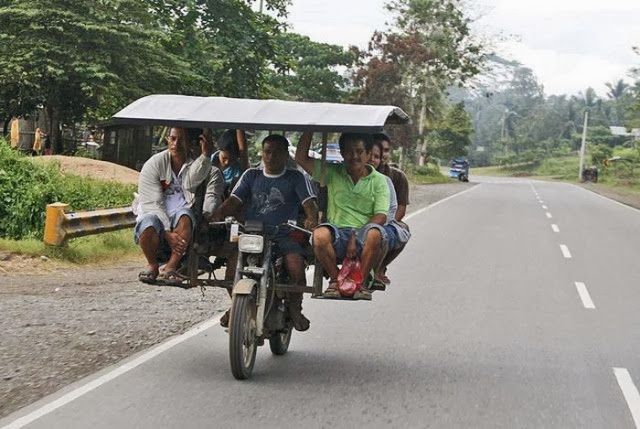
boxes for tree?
[430,102,473,160]
[355,0,485,166]
[269,33,359,102]
[0,0,196,143]
[605,79,629,100]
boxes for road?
[3,177,640,428]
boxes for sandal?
[323,281,341,299]
[156,270,184,287]
[353,287,372,301]
[369,278,386,291]
[138,268,159,284]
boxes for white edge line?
[560,244,572,258]
[1,316,222,429]
[569,183,640,214]
[551,224,560,233]
[404,184,480,221]
[614,367,640,428]
[574,282,595,309]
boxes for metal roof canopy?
[111,94,410,133]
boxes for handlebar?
[284,220,313,236]
[208,216,244,229]
[208,217,313,237]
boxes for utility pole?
[578,110,589,182]
[259,0,263,13]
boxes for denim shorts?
[272,233,313,261]
[383,220,411,250]
[317,222,388,262]
[133,207,196,244]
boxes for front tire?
[229,294,258,380]
[269,326,292,355]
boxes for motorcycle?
[224,219,314,379]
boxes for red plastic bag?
[337,258,364,297]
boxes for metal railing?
[44,203,135,246]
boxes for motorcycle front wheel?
[269,326,292,355]
[229,294,258,380]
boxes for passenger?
[295,132,390,300]
[210,134,318,331]
[134,127,213,286]
[191,128,224,220]
[371,133,411,284]
[211,129,249,198]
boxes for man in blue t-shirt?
[211,134,318,331]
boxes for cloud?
[286,0,640,95]
[501,41,631,95]
[478,0,640,94]
[288,0,388,49]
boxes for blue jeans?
[317,222,388,262]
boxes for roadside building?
[100,123,155,171]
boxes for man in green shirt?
[295,132,390,300]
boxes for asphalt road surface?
[3,178,640,428]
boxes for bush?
[590,144,613,166]
[415,164,443,176]
[0,142,135,240]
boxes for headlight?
[238,234,264,254]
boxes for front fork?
[234,245,271,337]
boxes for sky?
[286,0,640,96]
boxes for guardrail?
[44,203,135,246]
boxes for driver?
[210,134,319,331]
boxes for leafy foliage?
[463,57,640,167]
[354,0,485,166]
[0,0,196,128]
[269,33,360,102]
[430,102,473,160]
[0,142,135,240]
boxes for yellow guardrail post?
[44,203,69,246]
[44,203,136,247]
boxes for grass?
[0,229,140,264]
[408,172,452,185]
[407,164,452,185]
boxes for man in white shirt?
[135,127,214,285]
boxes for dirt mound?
[32,156,139,185]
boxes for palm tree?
[605,79,629,100]
[605,79,630,125]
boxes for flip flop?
[322,282,341,299]
[369,279,386,291]
[138,269,159,284]
[156,270,185,287]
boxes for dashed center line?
[546,212,553,218]
[551,224,560,233]
[614,368,640,428]
[542,205,548,209]
[560,244,572,258]
[574,282,595,309]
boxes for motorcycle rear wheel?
[229,294,258,380]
